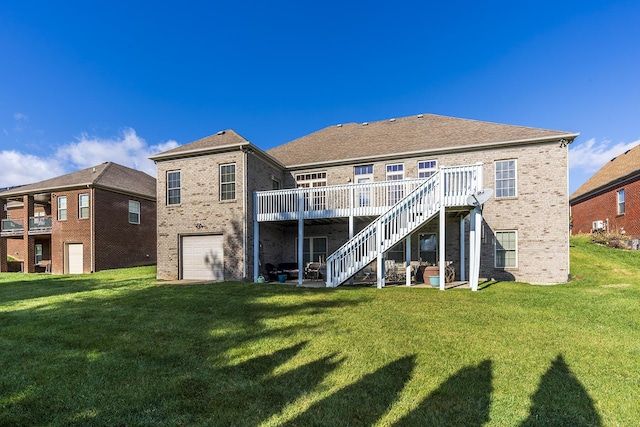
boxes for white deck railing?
[255,163,483,222]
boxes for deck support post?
[298,192,304,285]
[376,224,384,289]
[460,215,466,282]
[469,207,482,291]
[439,204,446,291]
[253,193,260,282]
[405,236,411,286]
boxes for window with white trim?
[355,165,373,207]
[58,196,67,221]
[617,189,625,215]
[418,160,437,178]
[495,230,517,268]
[167,171,181,205]
[386,163,404,205]
[220,163,236,201]
[296,171,327,210]
[129,200,141,224]
[79,193,89,219]
[495,160,517,198]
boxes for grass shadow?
[519,354,602,426]
[394,359,493,426]
[283,355,417,426]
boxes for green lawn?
[0,237,638,426]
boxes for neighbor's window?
[220,163,236,201]
[418,160,437,178]
[35,244,43,264]
[167,171,181,205]
[58,196,67,220]
[129,200,141,224]
[79,194,89,219]
[495,160,517,198]
[495,230,517,268]
[617,189,625,215]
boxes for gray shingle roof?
[570,142,640,202]
[267,113,577,167]
[0,162,156,199]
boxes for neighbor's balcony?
[28,216,52,235]
[1,218,24,237]
[0,216,53,237]
[255,163,483,222]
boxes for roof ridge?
[92,162,113,185]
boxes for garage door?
[67,243,83,274]
[182,235,224,281]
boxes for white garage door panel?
[182,235,224,281]
[68,243,83,274]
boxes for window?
[386,164,404,205]
[418,160,437,178]
[495,160,516,198]
[495,230,517,268]
[617,189,625,215]
[220,164,236,201]
[296,171,327,210]
[58,196,67,220]
[167,171,181,205]
[35,244,43,264]
[355,165,374,207]
[79,194,89,219]
[129,200,141,224]
[419,233,438,265]
[301,236,328,265]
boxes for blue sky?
[1,0,639,194]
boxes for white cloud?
[569,137,640,173]
[13,113,28,121]
[0,151,65,188]
[55,128,179,177]
[0,128,180,188]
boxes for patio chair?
[304,262,322,280]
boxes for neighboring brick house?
[570,143,640,237]
[0,162,157,274]
[151,114,578,287]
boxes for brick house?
[0,162,157,274]
[570,143,640,237]
[151,114,578,288]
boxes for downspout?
[242,148,248,279]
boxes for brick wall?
[51,189,92,274]
[273,141,570,284]
[571,175,640,237]
[93,188,157,271]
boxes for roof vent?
[624,149,631,154]
[417,114,424,118]
[389,118,396,122]
[336,124,342,127]
[362,122,368,126]
[216,130,226,135]
[92,167,96,173]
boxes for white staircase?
[325,164,481,287]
